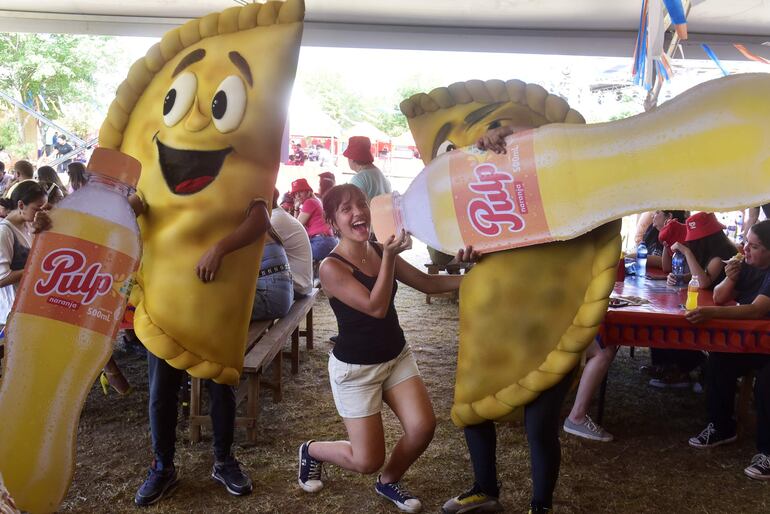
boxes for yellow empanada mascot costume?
[401,80,620,424]
[401,79,620,512]
[99,0,305,385]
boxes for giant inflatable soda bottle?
[372,73,770,254]
[0,148,141,513]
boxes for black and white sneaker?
[745,453,770,480]
[134,461,179,507]
[688,422,737,448]
[375,475,422,513]
[212,456,252,496]
[298,440,324,492]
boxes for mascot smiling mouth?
[156,139,232,195]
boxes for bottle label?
[13,232,137,337]
[450,130,551,250]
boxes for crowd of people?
[558,205,770,487]
[3,127,770,514]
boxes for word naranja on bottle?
[0,148,141,514]
[371,73,770,255]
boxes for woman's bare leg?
[308,414,386,475]
[379,376,436,483]
[568,342,618,423]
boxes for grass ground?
[55,244,770,513]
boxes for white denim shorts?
[328,344,420,419]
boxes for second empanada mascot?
[98,0,304,503]
[400,79,620,514]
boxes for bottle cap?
[86,148,141,188]
[370,193,398,242]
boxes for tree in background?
[300,70,442,138]
[0,33,114,160]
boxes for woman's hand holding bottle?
[383,230,412,258]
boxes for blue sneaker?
[212,456,253,496]
[134,461,178,507]
[298,441,324,492]
[375,475,422,513]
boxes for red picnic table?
[595,265,770,423]
[599,267,770,354]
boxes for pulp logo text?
[34,248,113,305]
[467,163,525,236]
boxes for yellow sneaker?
[442,483,503,513]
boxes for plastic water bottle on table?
[636,243,648,278]
[671,250,686,286]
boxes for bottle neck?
[87,173,134,197]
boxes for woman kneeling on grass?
[297,184,476,513]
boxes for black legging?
[650,348,704,373]
[463,368,575,510]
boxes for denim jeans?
[251,243,294,321]
[251,270,294,320]
[309,234,338,261]
[147,352,235,467]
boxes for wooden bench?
[188,288,319,443]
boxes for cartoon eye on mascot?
[0,1,304,512]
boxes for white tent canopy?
[288,88,342,138]
[391,131,416,147]
[344,121,390,143]
[0,1,767,58]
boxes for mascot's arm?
[195,200,270,283]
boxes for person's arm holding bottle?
[670,242,724,289]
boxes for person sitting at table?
[668,212,737,289]
[640,218,705,388]
[291,178,337,262]
[270,189,313,299]
[250,225,294,321]
[642,210,687,269]
[685,219,770,480]
[653,213,735,387]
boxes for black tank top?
[327,244,406,364]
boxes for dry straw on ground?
[58,249,769,513]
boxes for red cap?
[658,220,687,246]
[685,212,725,241]
[342,136,374,163]
[290,178,313,194]
[318,171,335,181]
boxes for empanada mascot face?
[400,80,621,425]
[99,0,305,385]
